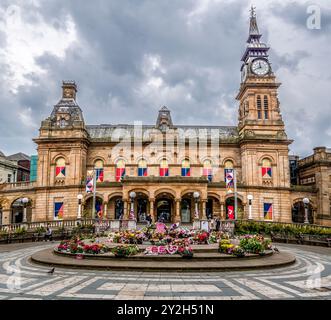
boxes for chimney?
[62,81,77,100]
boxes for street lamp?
[21,197,29,223]
[193,192,200,220]
[303,198,310,224]
[129,191,136,220]
[77,194,83,220]
[247,194,253,220]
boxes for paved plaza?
[0,243,330,300]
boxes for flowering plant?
[112,245,139,257]
[177,246,194,258]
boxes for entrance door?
[181,199,191,223]
[157,199,172,223]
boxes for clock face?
[251,59,270,76]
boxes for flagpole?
[234,169,238,220]
[92,168,96,220]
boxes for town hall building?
[0,10,330,226]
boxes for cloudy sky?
[0,0,330,157]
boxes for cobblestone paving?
[0,243,330,300]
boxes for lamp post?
[303,198,310,224]
[21,197,29,223]
[77,194,83,220]
[129,191,136,220]
[193,192,200,220]
[247,195,253,220]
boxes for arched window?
[203,160,213,182]
[55,158,66,178]
[262,158,272,178]
[138,159,148,177]
[257,95,262,119]
[94,160,104,182]
[159,159,169,177]
[264,95,269,119]
[181,159,190,177]
[115,159,126,182]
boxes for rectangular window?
[203,168,213,182]
[138,167,147,177]
[54,202,64,220]
[7,174,12,183]
[95,168,104,182]
[55,166,65,178]
[263,203,273,221]
[116,168,125,182]
[159,168,169,177]
[262,167,272,178]
[181,168,190,177]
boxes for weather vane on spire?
[250,5,256,18]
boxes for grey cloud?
[0,0,330,159]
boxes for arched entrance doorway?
[11,198,32,224]
[84,196,104,219]
[136,195,149,222]
[292,201,314,224]
[181,198,191,223]
[108,195,124,219]
[225,197,244,220]
[156,198,172,223]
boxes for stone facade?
[0,10,329,226]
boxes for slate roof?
[86,124,239,142]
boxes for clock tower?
[236,7,286,140]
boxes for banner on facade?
[54,202,64,220]
[225,169,234,193]
[86,170,94,193]
[227,205,235,220]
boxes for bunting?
[262,167,272,178]
[95,168,104,182]
[55,166,65,178]
[138,167,148,177]
[116,168,125,182]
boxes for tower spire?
[248,5,261,39]
[241,6,269,62]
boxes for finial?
[250,5,256,18]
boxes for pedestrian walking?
[44,225,53,241]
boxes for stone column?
[220,202,225,220]
[103,202,108,219]
[123,200,128,220]
[202,199,207,220]
[175,199,181,223]
[149,199,155,222]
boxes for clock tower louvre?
[237,7,287,141]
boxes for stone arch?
[83,193,104,203]
[222,157,236,167]
[91,156,106,165]
[10,196,34,224]
[51,154,69,165]
[258,154,276,166]
[127,188,150,199]
[108,192,124,202]
[155,188,176,199]
[292,198,314,224]
[180,189,201,198]
[113,156,129,165]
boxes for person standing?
[216,218,221,232]
[44,225,53,241]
